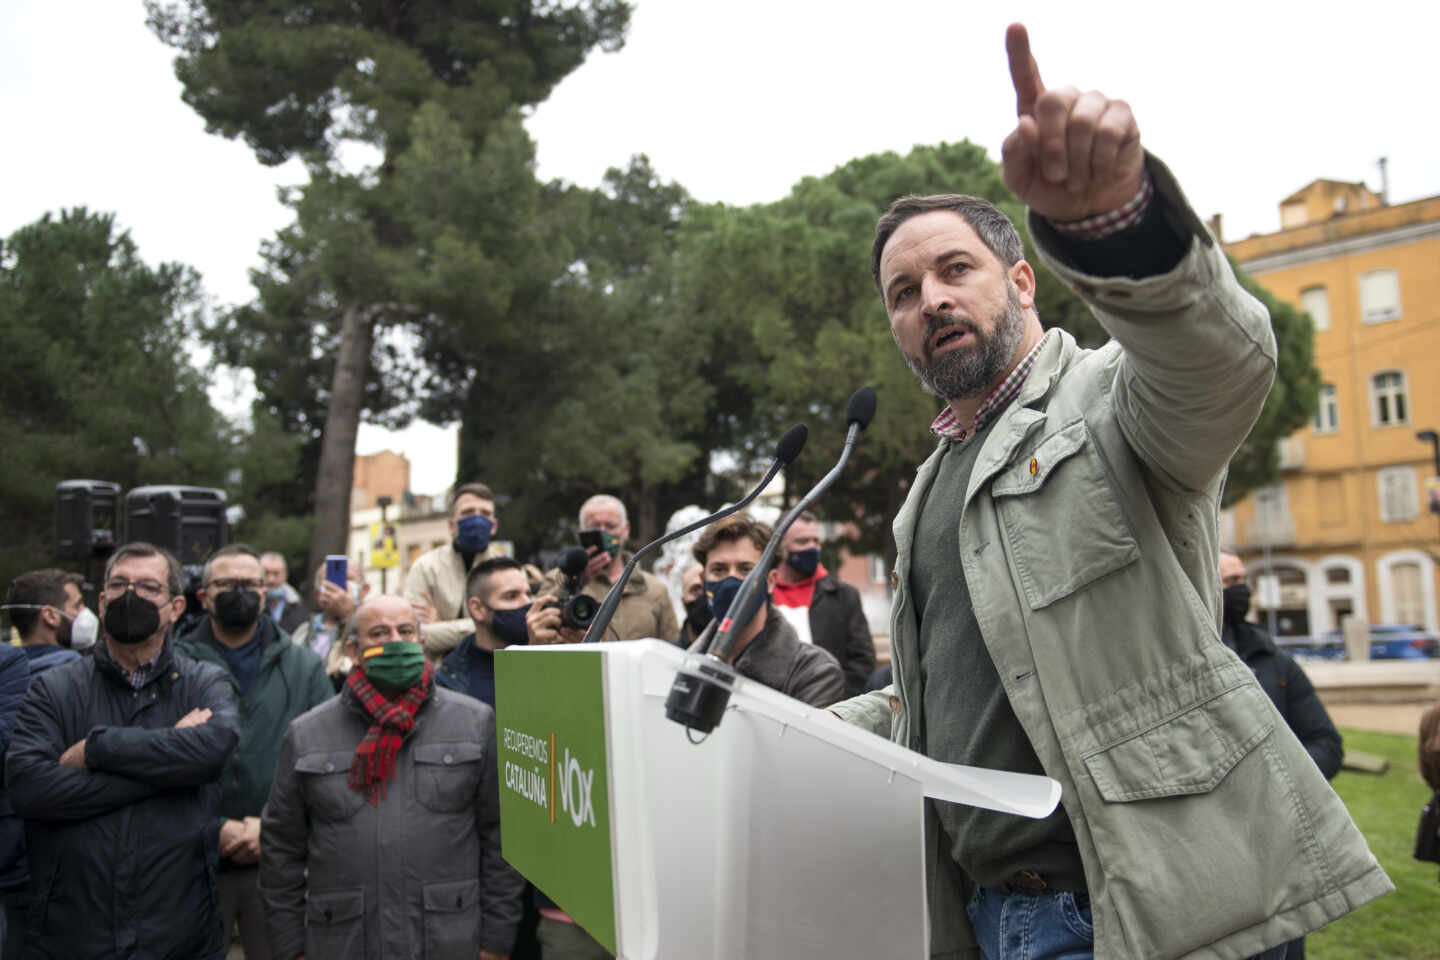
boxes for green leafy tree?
[0,209,233,589]
[667,141,1095,564]
[147,0,631,575]
[453,155,711,554]
[665,143,1318,565]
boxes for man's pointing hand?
[1000,23,1145,222]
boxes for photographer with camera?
[529,495,678,646]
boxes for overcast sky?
[4,0,1436,494]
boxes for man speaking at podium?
[828,22,1389,960]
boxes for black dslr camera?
[547,547,598,630]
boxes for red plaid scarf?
[346,662,434,804]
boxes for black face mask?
[104,590,162,646]
[684,595,712,634]
[1222,584,1252,625]
[785,547,821,578]
[213,588,262,631]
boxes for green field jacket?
[177,616,334,824]
[831,157,1392,959]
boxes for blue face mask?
[489,603,531,647]
[785,547,821,578]
[266,586,286,601]
[705,576,744,621]
[454,514,494,554]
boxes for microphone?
[559,547,590,578]
[582,424,809,643]
[666,387,877,734]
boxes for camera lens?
[561,593,599,629]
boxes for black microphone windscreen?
[846,386,878,430]
[775,424,808,464]
[559,546,590,576]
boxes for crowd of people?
[1,21,1430,960]
[0,485,877,960]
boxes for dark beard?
[902,283,1027,401]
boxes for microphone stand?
[666,387,876,734]
[582,424,808,643]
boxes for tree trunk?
[307,303,378,581]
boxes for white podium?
[493,640,1060,959]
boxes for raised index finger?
[1006,22,1044,118]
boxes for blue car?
[1276,625,1439,661]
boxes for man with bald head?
[259,596,524,960]
[827,22,1387,960]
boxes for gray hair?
[579,494,628,529]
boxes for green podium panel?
[494,649,616,952]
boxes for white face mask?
[0,603,97,650]
[69,607,99,651]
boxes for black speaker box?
[55,480,122,561]
[124,486,229,568]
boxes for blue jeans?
[966,886,1292,960]
[967,886,1094,960]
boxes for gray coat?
[735,603,846,708]
[259,684,524,959]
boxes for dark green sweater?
[911,426,1085,892]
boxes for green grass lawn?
[1307,729,1440,959]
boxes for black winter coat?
[806,576,876,698]
[5,638,240,959]
[1224,619,1343,779]
[0,645,31,890]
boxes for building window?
[1300,286,1330,332]
[1313,384,1338,433]
[1251,484,1293,545]
[1392,563,1425,625]
[1317,475,1346,527]
[867,554,888,584]
[1371,371,1408,426]
[1358,269,1401,324]
[1377,466,1419,523]
[1379,551,1438,632]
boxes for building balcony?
[1238,515,1298,550]
[1277,435,1305,471]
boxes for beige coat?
[404,542,505,659]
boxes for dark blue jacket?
[5,639,239,959]
[435,634,497,707]
[0,645,32,889]
[19,645,80,674]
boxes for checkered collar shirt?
[929,330,1053,442]
[126,654,161,690]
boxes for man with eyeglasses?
[5,541,239,960]
[177,544,333,960]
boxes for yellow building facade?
[1222,181,1440,638]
